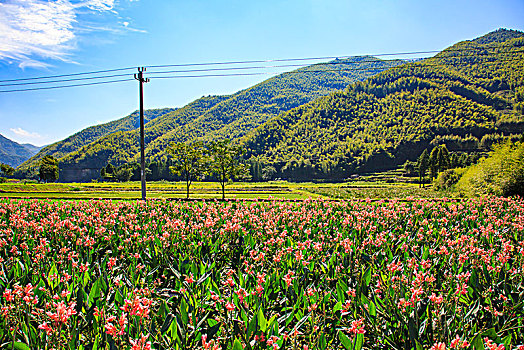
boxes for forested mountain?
[16,29,524,182]
[17,108,175,174]
[21,57,403,181]
[0,134,42,167]
[241,28,524,180]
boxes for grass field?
[0,178,450,200]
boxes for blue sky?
[0,0,523,146]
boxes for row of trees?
[416,145,454,188]
[167,139,247,199]
[100,139,247,199]
[1,156,59,183]
[0,163,15,182]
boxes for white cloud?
[84,0,115,12]
[0,0,138,68]
[10,127,42,140]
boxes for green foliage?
[242,29,524,180]
[434,169,461,190]
[437,145,450,172]
[16,29,524,183]
[167,141,208,198]
[38,155,59,183]
[18,108,175,174]
[417,149,430,187]
[0,163,15,177]
[208,139,248,200]
[403,160,417,176]
[114,167,132,182]
[457,140,524,197]
[23,58,402,182]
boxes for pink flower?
[185,273,195,284]
[130,334,152,350]
[38,322,53,335]
[225,301,235,312]
[108,257,117,269]
[429,342,446,350]
[3,289,14,302]
[348,318,365,336]
[46,301,77,324]
[484,338,505,350]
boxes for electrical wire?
[143,45,519,69]
[0,78,134,93]
[148,57,524,80]
[0,41,521,84]
[1,49,522,88]
[0,67,136,83]
[0,72,133,87]
[0,48,522,92]
[145,49,524,75]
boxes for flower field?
[0,198,523,350]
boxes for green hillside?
[241,28,524,180]
[31,57,403,181]
[0,134,40,167]
[17,108,175,174]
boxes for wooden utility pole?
[134,67,149,201]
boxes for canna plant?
[0,197,522,349]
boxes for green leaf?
[421,246,429,260]
[13,342,31,350]
[363,267,371,287]
[258,308,267,332]
[169,316,178,340]
[319,333,327,350]
[161,313,174,334]
[354,333,364,350]
[470,334,484,350]
[361,294,376,317]
[88,278,101,307]
[247,315,258,340]
[180,298,189,326]
[338,331,352,350]
[481,328,500,341]
[502,334,512,348]
[48,263,58,289]
[232,338,243,350]
[333,301,343,312]
[336,281,345,302]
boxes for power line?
[146,49,524,75]
[2,49,522,89]
[1,42,520,84]
[143,45,513,69]
[148,57,524,80]
[0,50,522,93]
[0,78,134,93]
[0,72,132,87]
[0,66,136,83]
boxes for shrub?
[456,140,524,197]
[434,169,461,190]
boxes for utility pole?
[134,67,149,201]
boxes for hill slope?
[241,28,524,180]
[28,57,404,181]
[18,108,176,174]
[0,134,41,167]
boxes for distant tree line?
[100,139,248,199]
[0,163,15,182]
